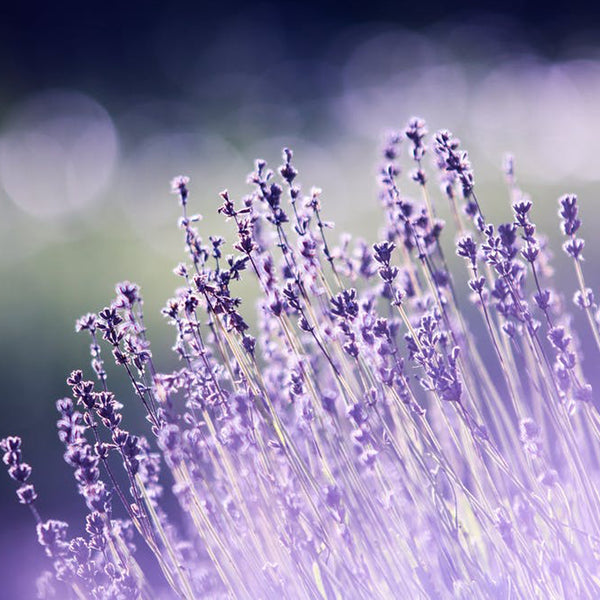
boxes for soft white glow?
[0,90,119,218]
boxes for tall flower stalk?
[4,119,600,599]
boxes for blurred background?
[3,0,600,596]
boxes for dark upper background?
[2,0,600,105]
[2,1,600,597]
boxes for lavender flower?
[1,437,39,515]
[5,119,600,600]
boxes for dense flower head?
[433,129,474,198]
[559,194,581,235]
[170,175,190,205]
[4,118,600,600]
[404,116,427,162]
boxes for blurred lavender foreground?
[4,118,600,599]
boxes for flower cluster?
[1,436,37,507]
[4,118,600,599]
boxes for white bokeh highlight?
[0,90,119,218]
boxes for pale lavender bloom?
[5,121,600,600]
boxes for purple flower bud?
[37,520,69,556]
[85,512,104,536]
[242,335,256,355]
[558,194,581,235]
[17,484,37,505]
[9,462,32,483]
[2,450,21,467]
[521,244,539,263]
[468,277,486,294]
[562,238,584,260]
[171,175,190,205]
[373,241,395,265]
[75,313,97,333]
[343,339,359,358]
[513,200,532,217]
[382,131,402,161]
[534,289,551,311]
[0,436,21,452]
[69,537,90,564]
[456,235,477,265]
[297,316,312,332]
[574,288,594,309]
[94,442,111,460]
[330,289,359,321]
[278,148,298,185]
[548,326,571,352]
[404,117,427,161]
[116,281,140,306]
[434,130,474,198]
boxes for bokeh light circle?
[0,90,119,218]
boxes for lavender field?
[3,6,600,599]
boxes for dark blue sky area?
[1,0,599,103]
